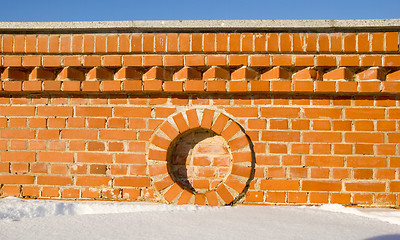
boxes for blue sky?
[1,0,400,22]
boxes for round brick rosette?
[148,108,255,206]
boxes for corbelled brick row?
[0,20,400,207]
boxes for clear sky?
[1,0,400,22]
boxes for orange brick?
[37,176,71,185]
[288,192,307,203]
[260,180,299,190]
[316,56,336,66]
[215,33,228,52]
[2,185,20,196]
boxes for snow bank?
[317,204,400,226]
[0,197,211,220]
[1,197,399,227]
[1,197,400,240]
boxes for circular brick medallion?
[148,108,254,206]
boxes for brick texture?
[0,27,399,207]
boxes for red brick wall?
[0,31,400,207]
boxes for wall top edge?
[1,19,400,32]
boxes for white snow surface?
[1,197,400,240]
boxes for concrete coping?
[1,19,400,32]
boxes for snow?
[0,197,400,240]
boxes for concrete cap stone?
[1,19,400,32]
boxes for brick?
[361,55,381,66]
[42,56,61,67]
[216,33,228,52]
[114,68,141,81]
[148,164,168,176]
[80,188,98,198]
[122,55,142,67]
[346,182,386,192]
[216,184,234,205]
[221,122,241,141]
[267,33,279,52]
[86,67,113,80]
[250,55,270,67]
[354,169,373,179]
[99,130,136,141]
[253,33,266,52]
[272,55,292,66]
[23,55,41,67]
[261,66,290,80]
[302,180,341,191]
[37,176,71,185]
[229,135,249,152]
[347,156,386,168]
[344,33,356,52]
[318,33,329,52]
[383,55,400,67]
[225,107,257,117]
[207,55,226,66]
[129,33,142,52]
[316,56,336,66]
[241,33,253,52]
[164,183,183,203]
[357,33,370,52]
[114,107,151,117]
[202,33,215,52]
[345,132,384,143]
[305,156,344,167]
[261,107,299,118]
[103,55,121,67]
[323,67,353,80]
[38,152,73,163]
[2,185,20,197]
[2,68,26,80]
[357,67,385,80]
[246,191,264,202]
[178,33,190,52]
[279,33,291,52]
[76,176,111,186]
[1,129,35,139]
[0,106,35,116]
[261,131,300,142]
[231,66,258,80]
[303,108,342,119]
[266,192,286,203]
[226,80,246,92]
[114,153,145,164]
[294,55,314,66]
[172,113,189,133]
[185,80,205,92]
[41,187,60,197]
[211,113,229,134]
[122,189,140,199]
[163,55,183,67]
[37,106,73,117]
[229,55,248,66]
[70,34,83,53]
[390,182,400,192]
[303,132,341,143]
[260,180,299,190]
[288,192,307,203]
[386,32,399,51]
[76,152,112,163]
[345,108,385,119]
[60,35,71,53]
[339,55,359,66]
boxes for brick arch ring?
[148,108,255,206]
